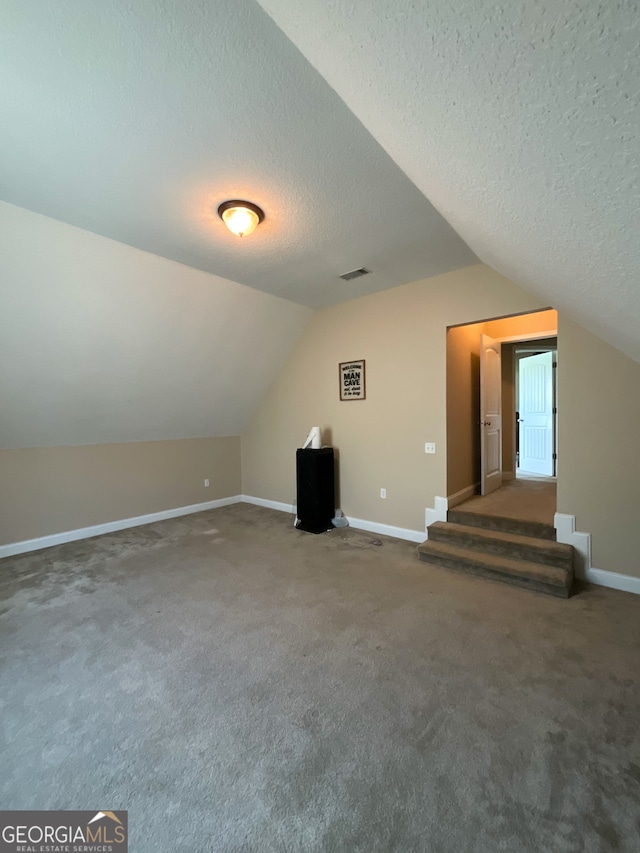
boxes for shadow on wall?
[322,426,341,511]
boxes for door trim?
[447,482,481,508]
[498,330,558,477]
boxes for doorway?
[514,340,557,478]
[446,309,558,523]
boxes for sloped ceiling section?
[0,202,312,449]
[257,0,640,361]
[0,0,475,310]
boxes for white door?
[480,334,502,495]
[518,351,554,476]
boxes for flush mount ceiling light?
[217,200,265,237]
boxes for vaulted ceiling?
[1,0,639,448]
[0,201,312,448]
[257,0,640,361]
[1,0,475,309]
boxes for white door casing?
[518,351,554,476]
[480,334,502,495]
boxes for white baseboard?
[447,484,479,509]
[0,496,242,559]
[585,568,640,595]
[425,497,448,536]
[3,498,636,595]
[347,516,425,544]
[0,492,425,557]
[242,495,424,543]
[554,512,591,580]
[554,511,639,595]
[240,495,296,514]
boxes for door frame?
[445,312,558,508]
[480,333,504,495]
[494,329,558,479]
[517,349,556,476]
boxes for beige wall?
[242,265,543,532]
[0,437,240,545]
[4,263,637,580]
[244,273,640,577]
[446,309,557,496]
[558,318,640,577]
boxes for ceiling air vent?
[339,267,371,281]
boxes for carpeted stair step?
[446,509,556,541]
[427,521,573,570]
[417,539,572,597]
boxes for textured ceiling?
[257,0,640,361]
[5,0,637,356]
[0,0,475,310]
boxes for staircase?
[417,509,574,597]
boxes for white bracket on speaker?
[302,426,321,449]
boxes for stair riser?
[447,510,556,541]
[418,551,571,598]
[428,528,572,570]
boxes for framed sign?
[339,359,366,401]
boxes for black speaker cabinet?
[296,447,335,534]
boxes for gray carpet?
[1,504,639,852]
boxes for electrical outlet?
[380,488,386,499]
[204,479,210,487]
[425,442,436,454]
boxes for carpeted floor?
[458,477,557,525]
[1,504,639,852]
